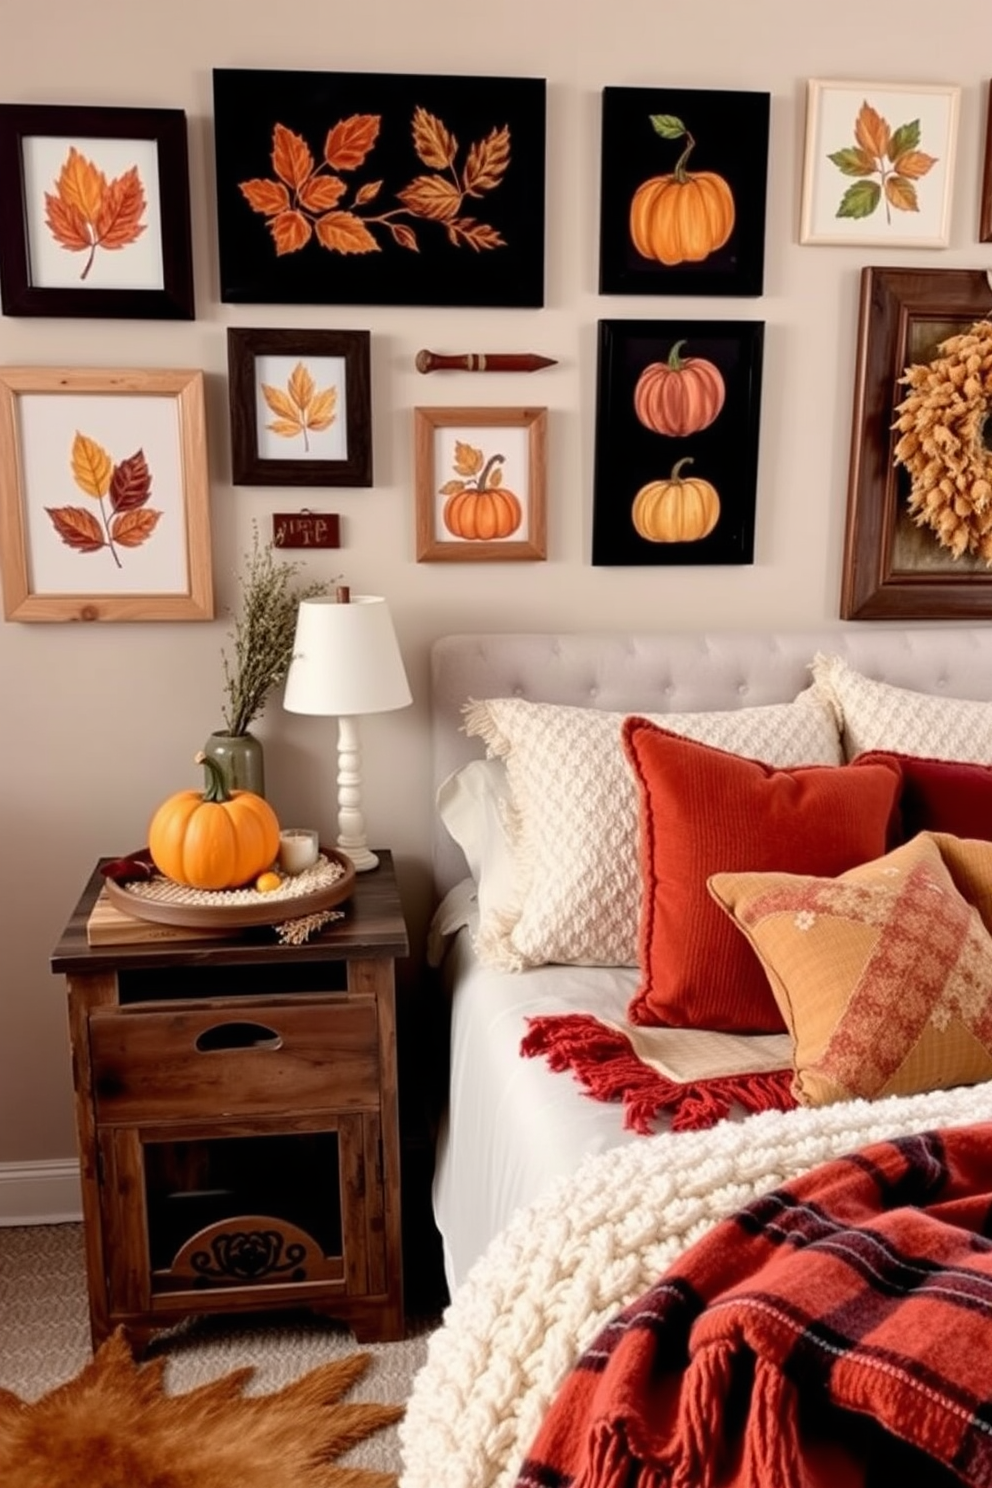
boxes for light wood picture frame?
[414,406,547,562]
[0,367,212,622]
[800,79,959,248]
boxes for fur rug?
[0,1327,403,1488]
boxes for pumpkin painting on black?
[598,85,770,298]
[592,318,764,567]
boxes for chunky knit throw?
[398,1079,992,1488]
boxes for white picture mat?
[432,423,531,542]
[254,353,348,462]
[16,391,189,595]
[800,80,959,247]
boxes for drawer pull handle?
[195,1022,283,1052]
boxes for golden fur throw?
[0,1327,402,1488]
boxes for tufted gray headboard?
[430,626,992,896]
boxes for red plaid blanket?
[515,1124,992,1487]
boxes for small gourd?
[629,115,735,266]
[148,753,281,890]
[634,341,726,436]
[631,457,720,543]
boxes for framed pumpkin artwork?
[592,319,764,567]
[598,86,769,297]
[841,266,992,620]
[0,103,194,319]
[213,68,546,308]
[414,406,547,561]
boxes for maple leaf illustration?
[261,363,338,452]
[237,108,509,258]
[44,147,147,280]
[827,101,938,226]
[46,432,160,569]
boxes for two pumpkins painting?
[629,114,731,547]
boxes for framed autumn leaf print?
[414,406,547,561]
[0,104,194,319]
[598,86,769,297]
[800,80,960,247]
[227,328,372,487]
[591,319,764,567]
[0,367,212,622]
[212,68,546,307]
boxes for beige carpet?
[0,1223,439,1477]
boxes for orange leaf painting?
[261,362,338,452]
[827,100,938,227]
[44,147,147,280]
[46,432,160,570]
[238,106,511,259]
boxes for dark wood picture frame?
[592,319,764,567]
[0,104,194,319]
[227,327,372,487]
[842,267,992,620]
[981,80,992,242]
[414,405,547,562]
[598,87,769,298]
[213,68,546,308]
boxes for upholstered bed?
[401,626,992,1488]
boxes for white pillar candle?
[278,828,320,875]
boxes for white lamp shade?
[283,595,412,717]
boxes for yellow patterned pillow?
[708,833,992,1108]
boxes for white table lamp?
[283,590,412,871]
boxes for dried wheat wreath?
[892,319,992,563]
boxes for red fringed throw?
[520,1013,796,1134]
[516,1124,992,1488]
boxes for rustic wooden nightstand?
[51,851,408,1353]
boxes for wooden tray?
[103,849,356,929]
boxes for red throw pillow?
[856,750,992,842]
[621,718,904,1033]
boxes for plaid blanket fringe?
[516,1123,992,1488]
[520,1013,797,1134]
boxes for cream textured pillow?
[811,653,992,762]
[709,832,992,1108]
[462,688,843,970]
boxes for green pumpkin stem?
[670,456,695,482]
[673,131,696,182]
[667,340,688,370]
[195,750,232,804]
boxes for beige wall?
[1,0,988,1185]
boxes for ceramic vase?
[201,729,266,797]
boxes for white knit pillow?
[462,688,843,970]
[811,653,992,762]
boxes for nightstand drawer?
[90,998,379,1124]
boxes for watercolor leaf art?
[46,432,161,569]
[827,101,937,224]
[44,147,147,280]
[238,107,510,257]
[261,362,338,451]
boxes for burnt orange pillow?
[621,717,904,1032]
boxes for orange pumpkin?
[148,753,281,890]
[442,451,522,540]
[634,341,726,436]
[631,457,720,543]
[629,116,735,266]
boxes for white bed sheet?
[431,881,649,1296]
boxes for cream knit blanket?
[398,1081,992,1488]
